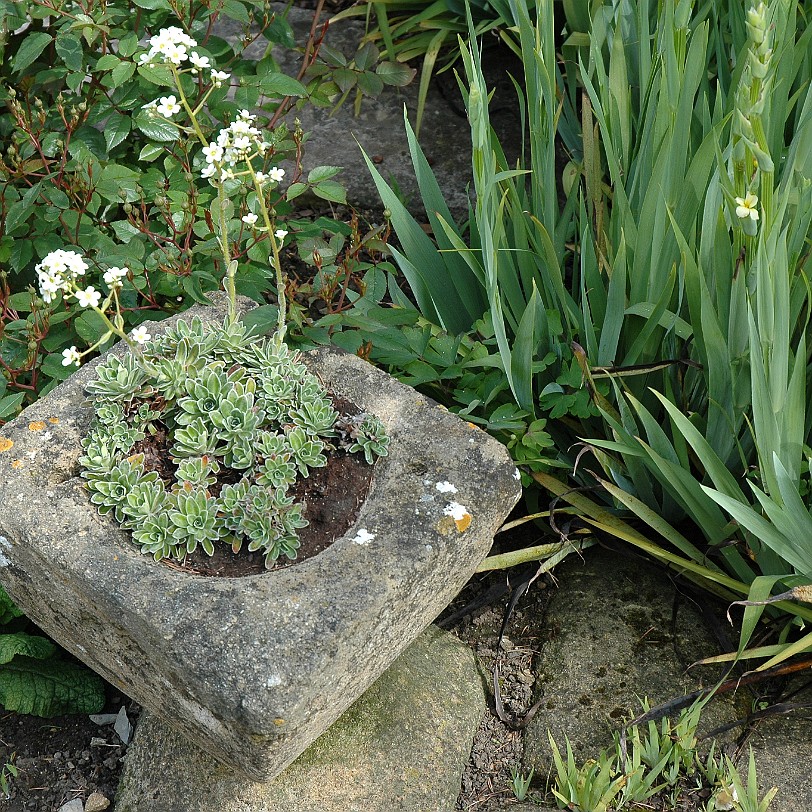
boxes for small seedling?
[510,764,535,801]
[1,755,18,799]
[548,698,777,812]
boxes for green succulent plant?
[79,316,389,568]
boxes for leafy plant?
[0,0,391,412]
[20,23,391,568]
[336,0,812,665]
[79,314,388,567]
[509,764,535,801]
[548,698,777,812]
[0,754,17,800]
[0,584,104,717]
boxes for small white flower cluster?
[200,110,284,184]
[35,249,89,304]
[138,26,230,87]
[103,267,128,289]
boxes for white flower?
[202,142,223,164]
[268,166,285,183]
[254,171,268,184]
[156,95,181,117]
[232,135,251,152]
[211,69,230,86]
[103,266,127,288]
[163,43,188,65]
[74,286,101,309]
[131,325,151,345]
[189,52,210,69]
[62,252,88,276]
[61,346,81,367]
[230,119,252,135]
[274,229,288,240]
[38,273,63,302]
[242,213,258,226]
[200,163,217,180]
[735,193,759,221]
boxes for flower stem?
[247,164,287,347]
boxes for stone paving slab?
[115,625,484,812]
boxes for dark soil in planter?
[159,444,375,578]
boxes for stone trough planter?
[0,299,521,781]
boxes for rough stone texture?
[0,295,521,781]
[115,625,484,812]
[746,691,812,812]
[523,547,739,773]
[217,6,523,218]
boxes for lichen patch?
[48,417,60,424]
[28,421,47,432]
[443,501,472,533]
[0,438,13,453]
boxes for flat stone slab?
[0,296,521,780]
[218,5,523,218]
[115,625,484,811]
[524,547,738,771]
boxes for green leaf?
[104,114,131,152]
[0,392,25,420]
[0,657,105,716]
[257,72,306,97]
[0,633,57,665]
[75,310,112,345]
[39,353,77,382]
[0,586,23,626]
[240,304,279,336]
[376,60,417,87]
[55,34,83,72]
[95,163,141,203]
[307,165,342,184]
[95,54,120,72]
[138,143,164,162]
[134,112,179,142]
[118,32,139,58]
[12,32,52,73]
[220,0,250,24]
[286,182,307,201]
[136,62,175,87]
[356,71,384,97]
[354,42,379,71]
[311,180,347,204]
[68,126,106,161]
[4,199,35,235]
[111,60,136,88]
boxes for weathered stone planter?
[0,299,521,781]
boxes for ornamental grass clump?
[34,24,389,569]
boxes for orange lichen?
[0,438,13,453]
[48,417,60,424]
[28,421,46,432]
[454,513,472,533]
[11,460,22,469]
